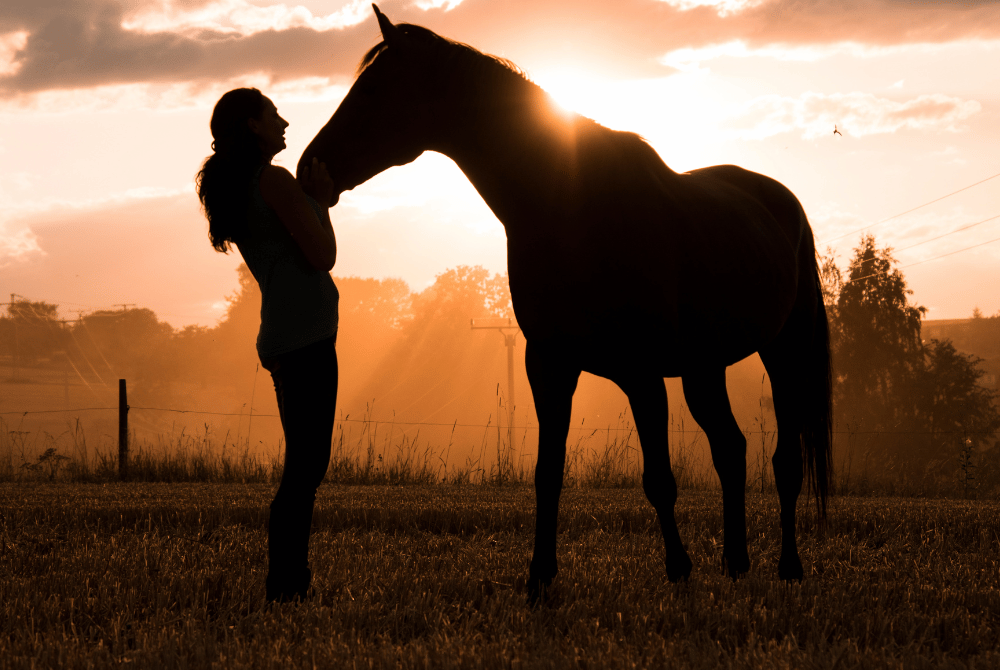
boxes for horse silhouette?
[300,6,832,601]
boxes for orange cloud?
[2,0,999,95]
[0,191,241,325]
[0,0,375,94]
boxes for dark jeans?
[259,335,337,602]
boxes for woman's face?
[249,97,289,158]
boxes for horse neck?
[440,80,583,228]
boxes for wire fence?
[0,403,996,436]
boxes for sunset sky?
[1,0,998,328]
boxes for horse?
[299,6,832,601]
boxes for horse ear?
[372,5,407,51]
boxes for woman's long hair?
[196,88,266,252]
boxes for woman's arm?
[258,161,336,271]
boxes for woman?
[196,87,339,603]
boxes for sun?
[533,68,606,119]
[531,66,720,172]
[532,67,654,135]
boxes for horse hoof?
[526,577,552,606]
[666,553,693,583]
[778,555,804,582]
[725,553,750,580]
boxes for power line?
[842,232,1000,285]
[820,169,1000,245]
[901,233,1000,270]
[0,407,115,415]
[0,297,116,310]
[892,213,1000,255]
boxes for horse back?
[506,155,808,370]
[683,165,812,257]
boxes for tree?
[72,308,174,389]
[349,265,516,424]
[0,298,67,366]
[407,265,513,329]
[829,234,1000,476]
[831,234,925,434]
[916,339,1000,441]
[817,246,843,310]
[335,276,412,402]
[204,262,262,388]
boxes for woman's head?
[197,87,288,252]
[210,87,264,158]
[209,88,289,159]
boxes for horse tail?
[803,255,833,519]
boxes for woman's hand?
[260,164,337,271]
[298,157,335,208]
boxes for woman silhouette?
[196,88,339,603]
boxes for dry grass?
[1,482,997,669]
[0,411,715,490]
[4,410,996,499]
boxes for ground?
[1,483,997,669]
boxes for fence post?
[119,379,128,480]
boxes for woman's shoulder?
[258,164,296,189]
[257,164,300,207]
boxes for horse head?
[297,5,449,204]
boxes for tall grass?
[2,408,997,499]
[0,407,714,490]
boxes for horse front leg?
[525,341,580,604]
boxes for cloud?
[655,0,766,19]
[0,0,378,94]
[0,30,27,76]
[122,0,371,37]
[0,186,190,272]
[0,74,348,115]
[0,189,243,326]
[728,91,982,140]
[413,0,467,11]
[0,219,40,263]
[1,0,999,96]
[659,39,993,73]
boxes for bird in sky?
[834,125,843,136]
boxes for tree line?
[822,234,1000,485]
[3,236,998,482]
[0,265,513,413]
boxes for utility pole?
[471,317,521,426]
[52,351,69,407]
[9,293,20,381]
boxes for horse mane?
[358,23,676,178]
[358,24,526,78]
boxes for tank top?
[236,165,339,358]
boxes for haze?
[1,0,998,469]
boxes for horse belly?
[677,237,797,357]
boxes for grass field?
[2,482,998,669]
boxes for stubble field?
[1,483,998,669]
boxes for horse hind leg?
[682,369,750,579]
[760,282,832,582]
[758,347,806,581]
[617,375,692,583]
